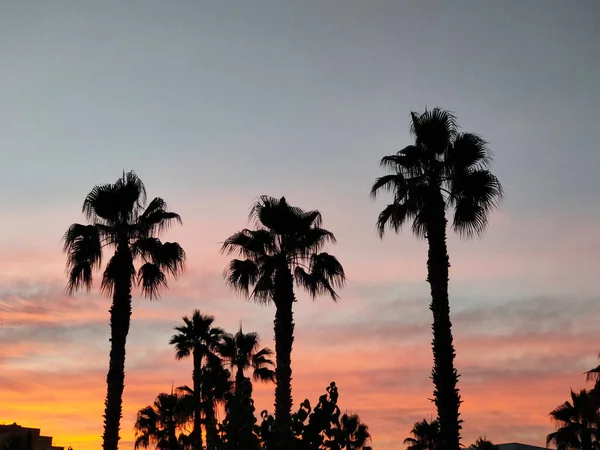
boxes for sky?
[0,1,599,449]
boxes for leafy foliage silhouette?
[371,108,503,450]
[63,171,185,450]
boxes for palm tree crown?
[547,389,600,450]
[222,195,345,303]
[404,419,440,450]
[170,311,224,362]
[64,170,185,298]
[134,392,189,450]
[220,325,276,387]
[370,108,503,238]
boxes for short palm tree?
[169,310,224,450]
[63,171,185,450]
[219,326,275,449]
[371,109,503,450]
[404,419,440,450]
[547,389,600,450]
[334,413,373,450]
[220,325,276,391]
[470,437,498,450]
[134,392,189,450]
[222,196,345,445]
[201,359,233,450]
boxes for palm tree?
[170,311,224,450]
[219,326,275,449]
[222,196,345,445]
[63,171,185,450]
[371,109,503,450]
[220,325,276,391]
[134,392,189,450]
[334,413,373,450]
[547,389,600,450]
[404,419,440,450]
[201,359,233,450]
[470,437,498,450]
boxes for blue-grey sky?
[0,2,599,449]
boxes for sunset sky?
[1,1,600,449]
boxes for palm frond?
[133,238,186,277]
[447,133,492,173]
[221,229,274,257]
[450,169,503,238]
[411,107,457,154]
[63,224,102,294]
[137,197,182,237]
[253,366,276,383]
[137,262,167,300]
[370,173,407,199]
[224,259,259,296]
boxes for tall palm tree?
[134,392,189,450]
[404,419,440,450]
[170,311,224,450]
[64,171,185,450]
[547,389,600,450]
[222,196,345,446]
[371,109,503,450]
[220,325,276,391]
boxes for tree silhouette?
[222,196,345,447]
[219,326,275,449]
[259,382,372,450]
[220,325,276,391]
[404,419,440,450]
[63,171,185,450]
[547,389,600,450]
[469,437,498,450]
[371,108,503,450]
[201,358,233,450]
[169,310,224,450]
[134,392,189,450]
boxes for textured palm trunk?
[426,198,462,450]
[273,265,295,449]
[102,247,133,450]
[192,350,203,450]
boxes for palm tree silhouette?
[404,419,440,450]
[547,389,600,450]
[134,392,188,450]
[63,171,185,450]
[371,108,503,450]
[334,413,373,450]
[169,310,224,450]
[201,358,233,450]
[220,325,276,391]
[222,195,345,446]
[470,437,498,450]
[219,326,275,449]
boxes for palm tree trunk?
[192,350,203,450]
[426,200,462,450]
[273,266,295,449]
[102,248,133,450]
